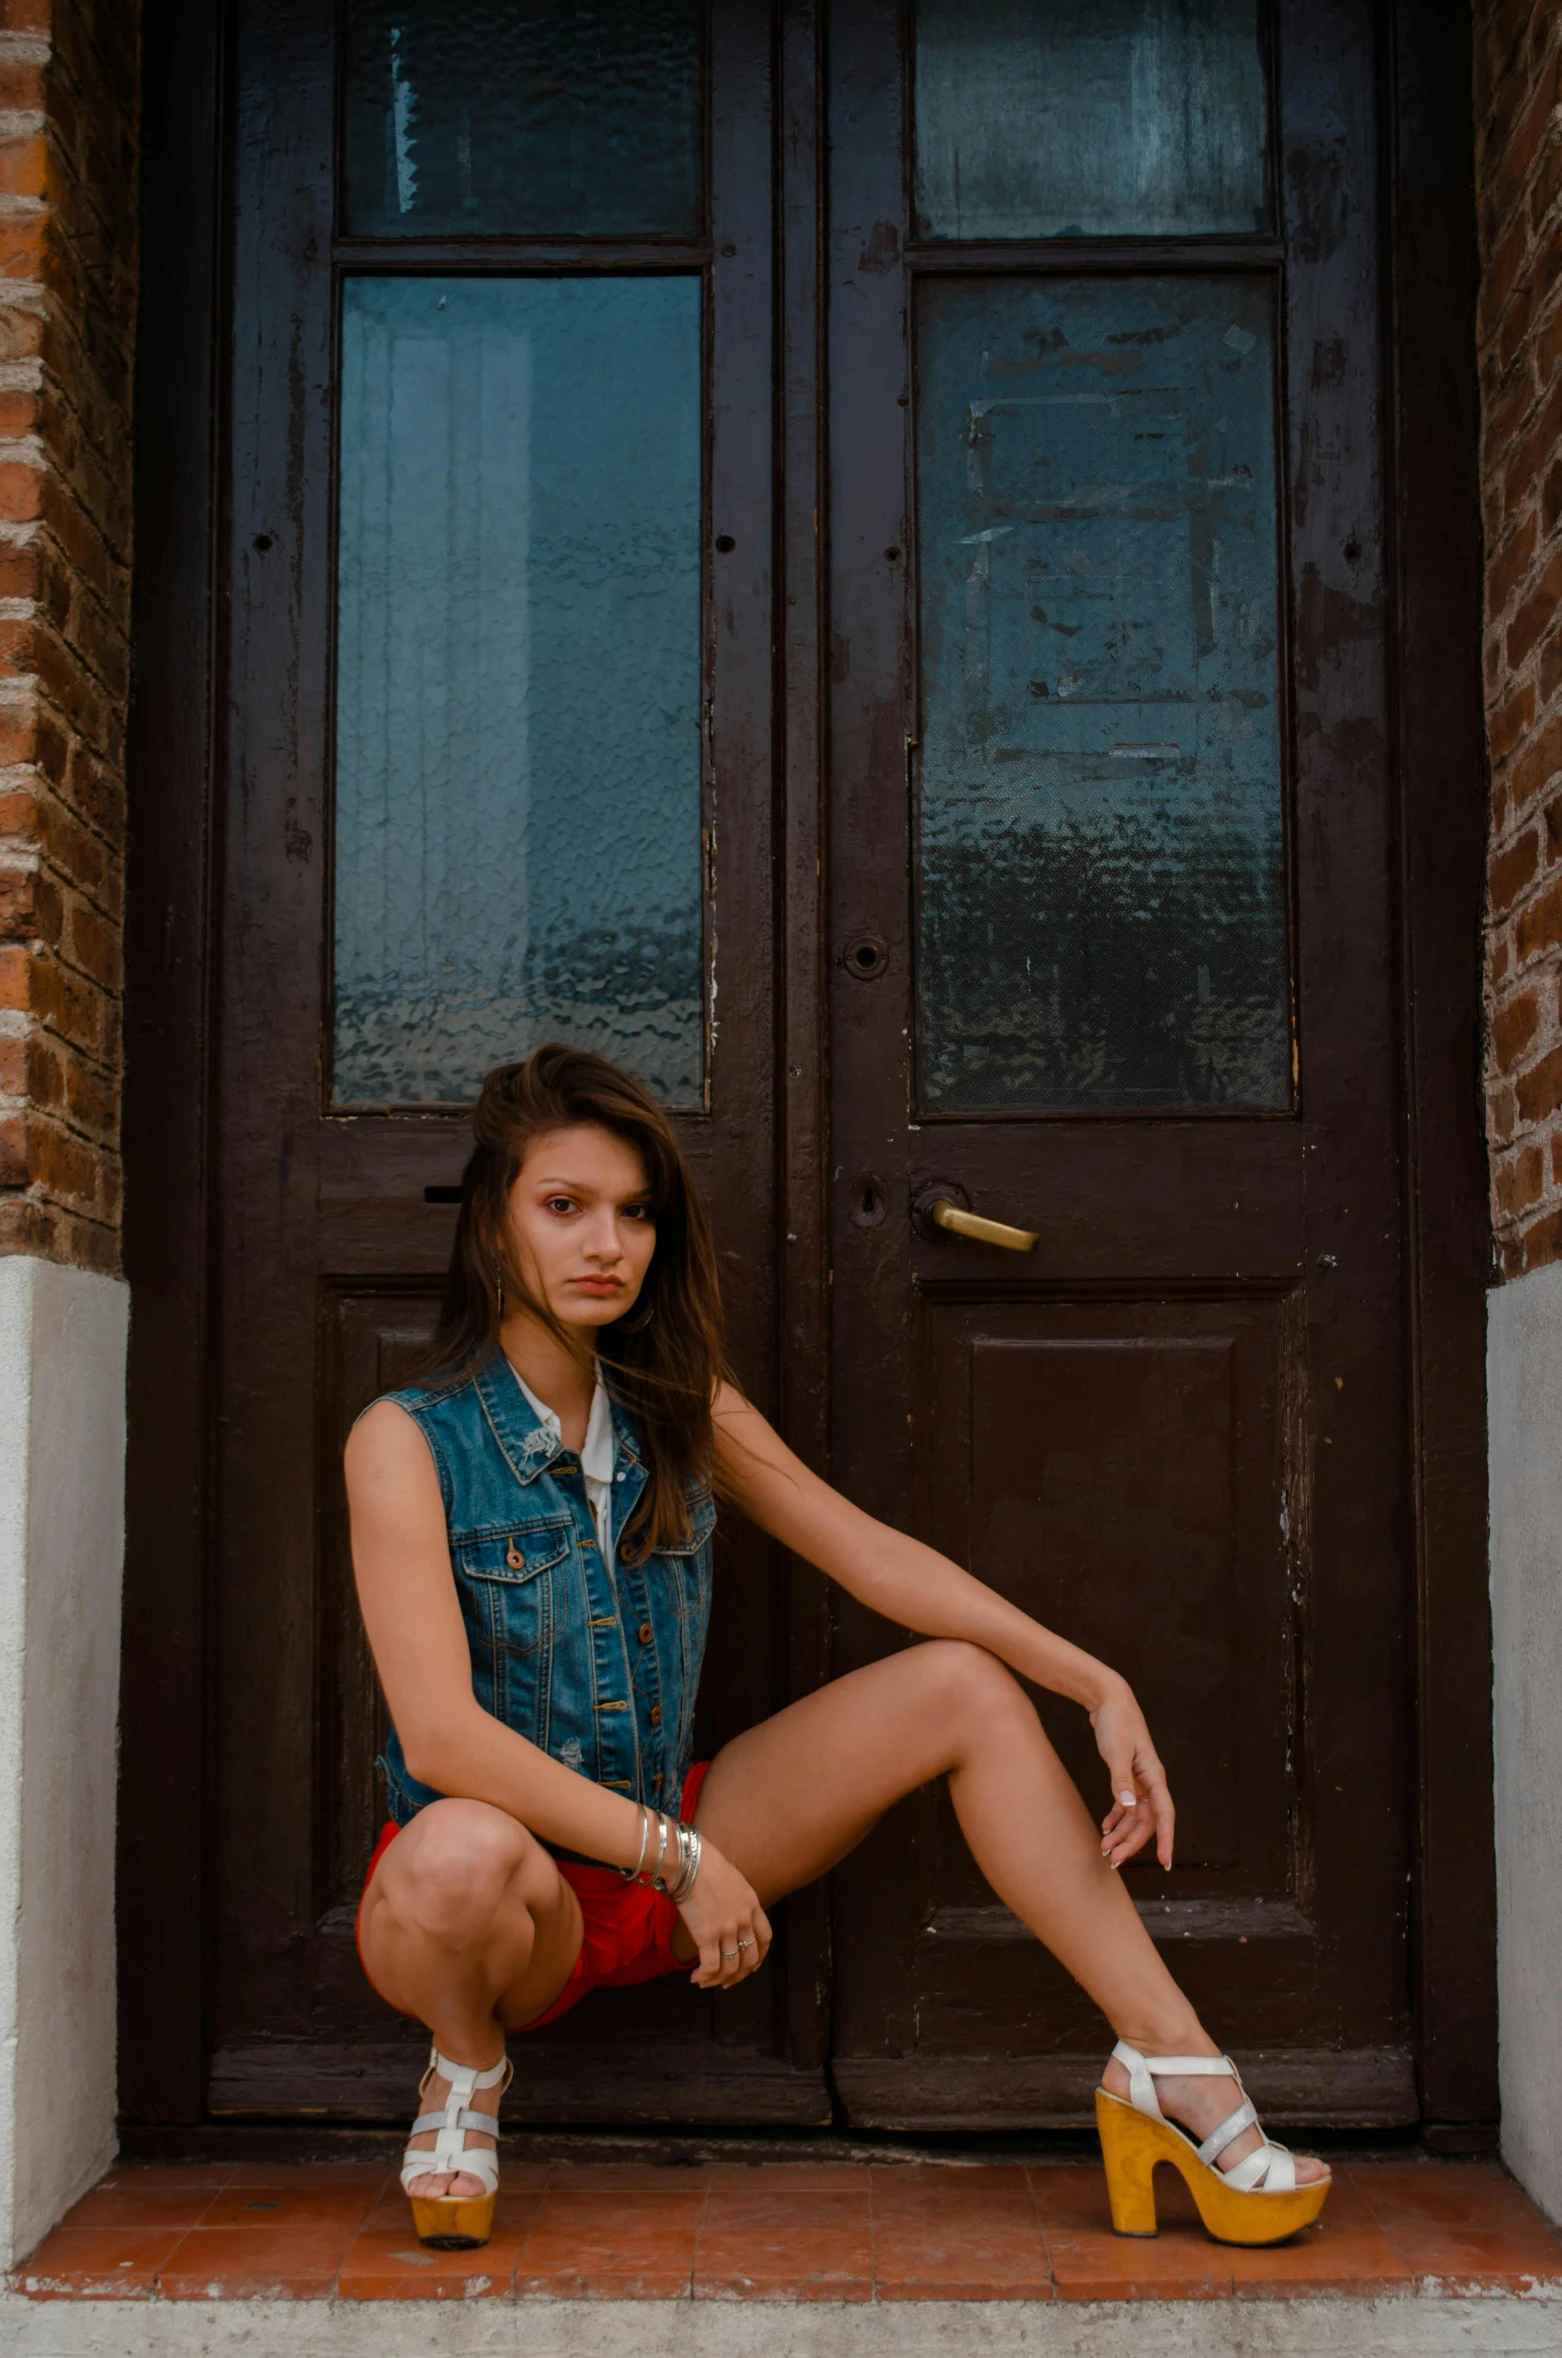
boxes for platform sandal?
[1095,2041,1331,2247]
[401,2043,514,2249]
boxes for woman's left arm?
[712,1382,1173,1869]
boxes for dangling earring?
[496,1266,504,1322]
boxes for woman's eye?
[544,1196,577,1215]
[624,1204,654,1223]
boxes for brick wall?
[0,0,137,1278]
[1479,0,1562,1279]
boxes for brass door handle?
[928,1198,1038,1254]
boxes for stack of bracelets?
[618,1802,703,1905]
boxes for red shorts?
[356,1760,712,2031]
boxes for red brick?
[1546,789,1562,863]
[65,892,116,991]
[1490,511,1539,618]
[1503,374,1562,516]
[1515,1041,1562,1125]
[0,1112,26,1187]
[1492,679,1537,762]
[0,60,46,115]
[63,1052,112,1138]
[1484,207,1532,332]
[1493,985,1542,1070]
[0,135,49,205]
[1517,873,1562,959]
[1510,711,1562,809]
[1543,455,1562,540]
[1496,1142,1545,1215]
[1513,1203,1562,1272]
[1491,827,1541,913]
[1553,1132,1562,1185]
[1540,622,1562,704]
[1490,1081,1518,1145]
[1507,545,1562,671]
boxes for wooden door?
[206,0,831,2124]
[825,0,1420,2130]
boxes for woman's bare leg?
[357,1798,585,2197]
[691,1640,1324,2184]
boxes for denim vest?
[374,1348,716,1829]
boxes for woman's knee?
[388,1803,554,1947]
[917,1638,1034,1737]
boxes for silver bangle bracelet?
[618,1802,650,1884]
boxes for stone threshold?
[1,2294,1561,2358]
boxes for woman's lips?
[572,1276,623,1295]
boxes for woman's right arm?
[345,1400,650,1870]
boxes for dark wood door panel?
[907,1126,1305,1283]
[823,0,1418,2126]
[203,0,832,2118]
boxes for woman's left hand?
[1089,1680,1175,1870]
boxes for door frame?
[119,0,1492,2144]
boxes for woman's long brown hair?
[419,1044,728,1558]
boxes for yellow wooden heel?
[1093,2088,1161,2234]
[409,2190,497,2250]
[1098,2045,1332,2248]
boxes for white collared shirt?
[510,1361,617,1566]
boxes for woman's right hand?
[675,1837,772,1989]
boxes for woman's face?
[503,1122,657,1334]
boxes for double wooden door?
[123,0,1491,2135]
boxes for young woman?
[348,1045,1330,2254]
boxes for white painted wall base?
[1490,1255,1562,2229]
[0,1255,128,2267]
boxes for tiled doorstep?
[6,2160,1562,2354]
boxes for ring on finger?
[736,1937,754,1951]
[720,1946,740,1960]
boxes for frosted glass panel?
[916,277,1287,1112]
[333,278,702,1107]
[914,0,1268,240]
[344,0,701,238]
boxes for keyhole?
[851,1176,887,1228]
[843,933,888,978]
[252,533,273,553]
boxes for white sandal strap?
[1110,2042,1298,2195]
[409,2107,502,2139]
[1196,2096,1257,2166]
[1225,2138,1298,2193]
[402,2042,512,2198]
[1110,2041,1239,2123]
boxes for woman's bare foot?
[403,2051,505,2200]
[1101,2050,1329,2187]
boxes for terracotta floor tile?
[518,2188,704,2299]
[10,2226,189,2299]
[224,2162,391,2191]
[695,2189,872,2302]
[1046,2225,1234,2301]
[547,2161,711,2191]
[59,2183,217,2233]
[201,2179,383,2232]
[1384,2227,1562,2294]
[870,2163,1033,2204]
[1027,2164,1117,2231]
[90,2164,237,2192]
[1228,2223,1416,2298]
[873,2177,1051,2301]
[707,2162,870,2190]
[338,2225,529,2300]
[156,2224,352,2300]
